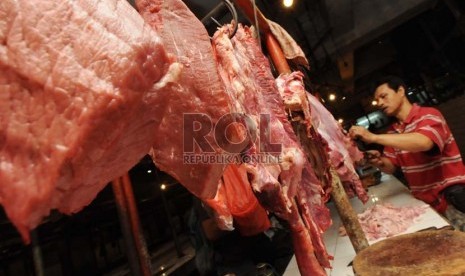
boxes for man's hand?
[349,126,377,144]
[363,150,397,174]
[364,150,383,167]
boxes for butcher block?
[353,230,465,276]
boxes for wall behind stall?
[437,93,465,160]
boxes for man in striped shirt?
[349,76,465,224]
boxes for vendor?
[188,197,293,276]
[349,75,465,230]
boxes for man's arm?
[349,126,435,152]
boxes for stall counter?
[284,173,451,276]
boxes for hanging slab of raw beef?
[212,24,330,275]
[136,0,244,199]
[276,72,368,203]
[212,25,307,211]
[306,91,368,203]
[1,0,185,242]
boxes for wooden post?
[329,169,368,252]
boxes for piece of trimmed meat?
[340,203,427,241]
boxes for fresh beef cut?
[2,0,175,242]
[276,72,368,203]
[212,25,306,206]
[339,203,427,241]
[136,0,244,199]
[307,91,368,202]
[212,24,331,275]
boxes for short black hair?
[370,75,407,95]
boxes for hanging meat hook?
[201,0,238,39]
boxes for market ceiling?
[184,0,460,121]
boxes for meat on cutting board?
[0,0,180,242]
[339,203,427,241]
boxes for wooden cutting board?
[353,230,465,276]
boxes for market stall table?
[284,173,451,276]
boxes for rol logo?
[183,113,282,164]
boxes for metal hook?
[223,0,238,39]
[201,0,238,39]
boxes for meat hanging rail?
[112,174,152,276]
[231,0,369,254]
[31,229,45,276]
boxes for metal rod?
[30,229,44,276]
[112,178,143,276]
[201,2,226,24]
[223,0,239,39]
[232,0,270,34]
[121,173,153,275]
[160,185,184,257]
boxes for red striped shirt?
[384,104,465,213]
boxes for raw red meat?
[212,24,330,275]
[275,70,338,268]
[307,91,368,203]
[213,25,306,209]
[288,202,327,276]
[136,0,244,199]
[0,0,177,242]
[275,72,332,196]
[339,203,427,241]
[276,72,367,203]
